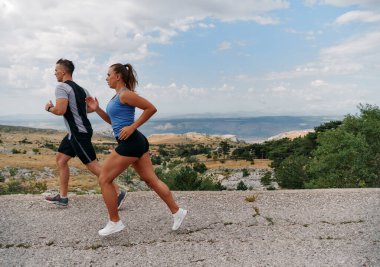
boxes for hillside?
[0,125,273,193]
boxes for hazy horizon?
[0,114,342,142]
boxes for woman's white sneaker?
[98,220,125,236]
[172,208,187,230]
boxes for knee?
[98,174,111,187]
[56,155,68,169]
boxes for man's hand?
[45,100,54,112]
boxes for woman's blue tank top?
[106,92,135,138]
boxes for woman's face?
[106,67,118,89]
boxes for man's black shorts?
[58,133,97,164]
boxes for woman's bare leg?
[98,150,137,222]
[86,159,121,194]
[132,152,179,214]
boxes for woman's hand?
[118,125,136,140]
[85,96,99,112]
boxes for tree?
[151,155,162,165]
[184,156,198,166]
[306,128,375,188]
[219,141,230,159]
[157,146,169,157]
[261,171,272,186]
[275,155,309,189]
[193,162,207,174]
[173,166,202,191]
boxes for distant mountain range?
[0,113,342,142]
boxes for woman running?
[86,63,187,236]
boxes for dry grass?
[45,174,100,192]
[204,159,271,169]
[1,127,271,192]
[148,133,232,146]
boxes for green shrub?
[43,142,57,151]
[93,144,110,154]
[24,180,47,194]
[151,155,162,165]
[261,171,272,186]
[159,166,223,191]
[0,183,7,195]
[242,169,250,177]
[275,155,308,189]
[9,168,17,176]
[237,181,248,191]
[19,138,32,144]
[6,179,23,194]
[0,179,46,195]
[172,166,201,191]
[11,148,21,154]
[119,169,136,184]
[193,162,207,174]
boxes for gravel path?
[0,189,379,266]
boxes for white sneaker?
[172,208,187,230]
[98,220,125,236]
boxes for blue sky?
[0,0,379,118]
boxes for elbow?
[150,105,157,115]
[55,108,66,116]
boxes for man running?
[44,59,126,208]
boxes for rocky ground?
[0,189,379,266]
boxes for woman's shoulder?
[120,89,137,104]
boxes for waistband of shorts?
[115,129,140,142]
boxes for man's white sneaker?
[98,220,125,236]
[172,208,187,230]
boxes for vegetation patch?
[245,194,257,202]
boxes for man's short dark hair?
[56,58,75,75]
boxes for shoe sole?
[44,199,68,206]
[117,193,127,210]
[98,225,125,236]
[172,210,188,231]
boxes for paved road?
[0,189,379,266]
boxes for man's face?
[55,64,65,82]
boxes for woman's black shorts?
[115,130,149,158]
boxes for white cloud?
[270,85,288,92]
[311,80,328,87]
[0,0,291,116]
[335,11,380,25]
[305,0,380,8]
[217,41,232,51]
[198,23,215,28]
[264,30,380,81]
[285,28,323,41]
[153,123,175,130]
[321,31,380,57]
